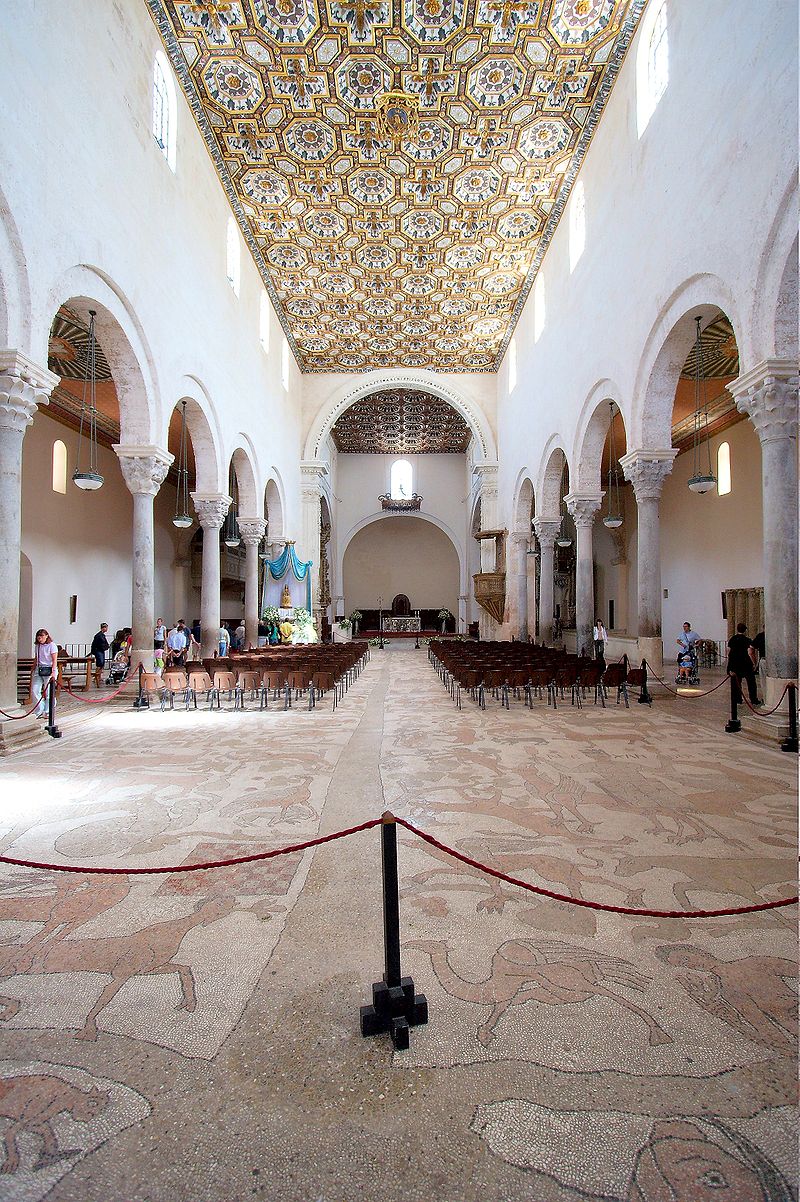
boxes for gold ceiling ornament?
[375,87,420,146]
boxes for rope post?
[45,678,62,739]
[725,674,741,733]
[781,683,798,753]
[360,812,428,1050]
[133,662,146,709]
[638,658,652,705]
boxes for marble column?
[620,448,677,673]
[300,461,328,621]
[566,493,603,657]
[526,542,538,640]
[473,463,499,638]
[192,494,231,658]
[533,519,560,645]
[729,362,798,701]
[506,531,529,640]
[115,446,173,673]
[0,352,58,749]
[238,517,267,649]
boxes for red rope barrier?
[0,678,55,720]
[646,668,731,699]
[0,818,381,875]
[734,678,793,718]
[394,817,798,918]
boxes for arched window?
[281,335,290,391]
[52,440,67,494]
[152,52,177,171]
[390,459,413,500]
[508,336,517,394]
[533,271,546,343]
[637,0,669,136]
[226,216,240,297]
[569,179,585,272]
[717,441,731,496]
[259,288,270,353]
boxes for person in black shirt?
[752,630,766,698]
[90,623,110,688]
[726,622,760,705]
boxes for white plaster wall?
[342,517,459,614]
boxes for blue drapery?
[262,544,313,612]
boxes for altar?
[383,616,421,633]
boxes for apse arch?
[572,379,628,493]
[337,510,466,598]
[303,371,497,463]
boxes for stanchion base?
[724,720,741,733]
[360,976,428,1050]
[638,691,652,706]
[780,736,798,753]
[45,725,62,739]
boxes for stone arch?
[0,180,32,348]
[175,389,222,497]
[512,472,535,533]
[572,379,628,493]
[536,441,570,520]
[229,439,260,518]
[303,370,497,463]
[265,474,285,541]
[752,176,798,362]
[40,263,159,445]
[337,510,466,598]
[631,274,744,450]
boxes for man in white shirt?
[166,622,187,666]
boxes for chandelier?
[602,401,623,528]
[375,88,419,145]
[173,400,192,528]
[72,310,104,491]
[688,315,717,494]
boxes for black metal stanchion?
[781,683,798,753]
[360,813,428,1050]
[638,658,652,705]
[45,678,62,739]
[725,673,741,733]
[133,662,146,709]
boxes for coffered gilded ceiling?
[331,387,471,451]
[147,0,645,372]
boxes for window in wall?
[533,271,546,342]
[152,52,177,171]
[569,179,585,272]
[52,440,67,494]
[717,441,731,495]
[281,335,289,391]
[508,336,517,394]
[637,0,669,136]
[390,459,413,500]
[226,216,240,297]
[259,288,270,354]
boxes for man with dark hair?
[726,622,760,705]
[90,623,109,688]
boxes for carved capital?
[114,445,173,497]
[728,361,798,444]
[533,519,561,551]
[565,493,603,528]
[0,352,58,434]
[619,449,677,502]
[192,493,232,530]
[237,517,267,546]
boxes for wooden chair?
[140,671,167,710]
[309,669,336,710]
[235,669,262,710]
[162,670,189,709]
[213,670,237,706]
[579,662,606,707]
[187,669,218,709]
[602,661,629,707]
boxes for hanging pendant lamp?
[602,401,623,528]
[224,466,240,548]
[72,310,104,490]
[173,400,193,528]
[688,315,717,494]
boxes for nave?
[0,642,795,1201]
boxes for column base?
[0,713,45,756]
[766,676,794,710]
[637,636,664,676]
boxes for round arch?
[337,510,466,600]
[302,370,497,463]
[752,176,799,362]
[229,438,260,517]
[536,440,570,520]
[572,379,628,493]
[265,474,285,541]
[0,179,31,348]
[512,472,535,533]
[40,263,160,445]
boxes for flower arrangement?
[348,609,362,634]
[437,608,453,621]
[338,617,352,630]
[262,606,280,627]
[293,607,311,625]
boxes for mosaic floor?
[0,643,796,1201]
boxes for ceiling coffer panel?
[147,0,645,372]
[331,388,471,452]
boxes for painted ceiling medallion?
[148,0,645,372]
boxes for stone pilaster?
[729,361,798,698]
[620,448,676,671]
[566,493,603,657]
[503,531,529,641]
[0,352,58,750]
[533,519,560,645]
[238,516,267,648]
[115,445,173,673]
[299,461,328,622]
[474,463,499,637]
[192,493,231,658]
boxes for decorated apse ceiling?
[331,388,471,450]
[147,0,645,372]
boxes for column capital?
[533,518,561,550]
[300,460,328,483]
[728,360,798,444]
[114,445,173,496]
[473,462,499,495]
[0,351,59,432]
[619,448,677,502]
[237,517,267,546]
[565,493,604,527]
[192,493,232,530]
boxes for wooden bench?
[17,658,35,703]
[57,652,92,692]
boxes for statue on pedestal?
[280,582,292,608]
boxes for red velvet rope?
[734,678,794,718]
[0,679,53,720]
[646,668,732,699]
[394,817,798,918]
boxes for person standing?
[166,621,187,667]
[752,629,766,700]
[154,617,167,653]
[90,622,110,688]
[218,623,231,657]
[593,618,608,664]
[676,622,700,659]
[182,619,199,663]
[234,620,246,651]
[726,622,760,705]
[32,628,58,718]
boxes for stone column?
[526,542,537,640]
[458,593,467,633]
[115,446,173,672]
[0,353,58,748]
[473,463,499,638]
[620,449,677,673]
[192,494,231,658]
[566,493,603,657]
[238,516,267,649]
[300,461,328,621]
[533,520,560,645]
[506,531,529,640]
[729,362,798,702]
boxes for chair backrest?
[141,672,164,692]
[188,670,214,691]
[237,670,261,690]
[602,663,625,687]
[288,668,309,689]
[163,670,188,689]
[213,670,237,691]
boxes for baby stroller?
[106,650,130,686]
[676,646,700,686]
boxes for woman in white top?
[593,618,608,662]
[32,628,58,717]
